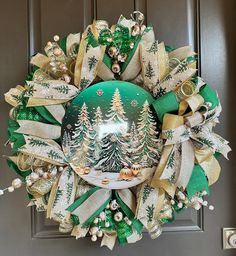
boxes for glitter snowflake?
[66,124,72,129]
[96,89,104,96]
[131,100,138,107]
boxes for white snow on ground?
[70,165,156,189]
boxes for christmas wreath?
[2,12,231,249]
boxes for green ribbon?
[34,106,60,125]
[59,36,67,54]
[15,105,44,122]
[67,187,112,227]
[67,187,143,244]
[186,164,209,199]
[103,53,112,69]
[114,191,143,235]
[152,91,179,122]
[8,105,58,153]
[116,220,132,246]
[165,45,175,53]
[199,84,219,109]
[7,119,25,153]
[121,35,142,73]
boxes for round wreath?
[2,12,231,249]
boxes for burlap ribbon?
[15,120,61,139]
[74,21,108,89]
[72,17,198,94]
[136,180,164,229]
[67,187,142,249]
[47,166,77,223]
[25,80,79,107]
[18,135,66,165]
[151,111,231,197]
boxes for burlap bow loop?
[66,187,143,249]
[156,114,195,190]
[162,124,192,145]
[151,109,231,195]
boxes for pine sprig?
[142,184,154,204]
[145,61,155,79]
[66,168,73,180]
[53,189,63,207]
[146,204,154,222]
[147,41,158,54]
[162,73,172,82]
[197,137,214,148]
[29,138,48,147]
[47,150,63,160]
[181,129,190,138]
[174,61,188,74]
[80,77,90,89]
[88,56,98,71]
[54,85,70,94]
[41,82,50,88]
[27,85,36,96]
[66,183,73,204]
[11,94,22,104]
[167,151,175,169]
[154,87,167,98]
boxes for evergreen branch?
[146,204,154,222]
[54,85,70,94]
[29,138,48,147]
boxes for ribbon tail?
[71,224,89,239]
[175,140,195,189]
[101,231,117,250]
[67,188,112,227]
[15,120,61,140]
[200,155,221,186]
[115,189,143,235]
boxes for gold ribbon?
[151,110,230,195]
[179,94,204,116]
[74,22,106,89]
[30,53,50,68]
[4,85,25,107]
[168,46,196,62]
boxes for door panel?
[147,0,197,47]
[0,0,235,255]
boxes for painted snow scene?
[62,81,162,189]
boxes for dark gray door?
[0,0,235,255]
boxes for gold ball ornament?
[131,24,140,36]
[117,53,127,62]
[53,48,62,56]
[12,178,22,189]
[108,46,118,57]
[112,62,121,73]
[114,212,123,222]
[90,226,99,235]
[53,35,60,42]
[91,235,97,242]
[110,200,119,211]
[97,230,103,238]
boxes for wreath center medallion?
[62,81,160,189]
